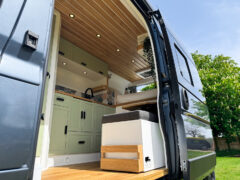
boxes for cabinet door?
[49,106,69,155]
[69,99,81,131]
[66,132,91,154]
[92,135,102,153]
[80,101,93,132]
[54,93,72,108]
[93,104,105,132]
[104,107,116,115]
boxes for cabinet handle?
[84,111,86,119]
[56,97,64,101]
[78,141,85,144]
[81,111,83,119]
[64,125,68,134]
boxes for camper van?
[0,0,216,179]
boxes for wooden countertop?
[56,91,157,109]
[55,91,115,108]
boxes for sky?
[147,0,240,66]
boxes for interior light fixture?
[116,48,120,52]
[132,59,135,63]
[84,71,87,75]
[96,34,101,38]
[69,14,75,18]
[62,62,67,66]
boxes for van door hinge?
[148,10,161,20]
[181,160,187,172]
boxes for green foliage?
[192,52,240,146]
[216,150,240,157]
[141,83,157,91]
[143,37,156,82]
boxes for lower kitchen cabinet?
[92,134,101,153]
[92,104,105,133]
[80,101,93,132]
[49,105,69,155]
[68,99,93,132]
[49,93,116,155]
[54,93,72,108]
[104,106,116,115]
[66,132,92,154]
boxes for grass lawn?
[215,151,240,180]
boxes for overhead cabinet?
[59,38,108,77]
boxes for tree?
[192,52,240,150]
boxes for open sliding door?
[132,0,215,180]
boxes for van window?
[175,45,193,85]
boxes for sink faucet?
[84,88,94,99]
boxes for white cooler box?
[101,110,165,172]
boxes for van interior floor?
[42,162,168,180]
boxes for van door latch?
[24,30,39,50]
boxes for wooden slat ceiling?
[55,0,149,82]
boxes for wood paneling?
[42,162,168,180]
[101,145,144,172]
[55,0,149,82]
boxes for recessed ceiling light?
[116,48,120,52]
[62,62,67,66]
[69,14,75,18]
[132,59,135,63]
[96,34,101,38]
[84,71,87,75]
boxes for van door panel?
[0,0,54,179]
[0,0,25,55]
[0,76,38,170]
[131,0,215,179]
[158,15,215,180]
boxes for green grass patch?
[216,157,240,180]
[215,150,240,180]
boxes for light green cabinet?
[59,37,108,76]
[50,93,116,155]
[80,101,93,132]
[104,106,116,115]
[54,93,72,108]
[92,104,105,132]
[91,135,101,153]
[59,38,73,60]
[68,99,81,131]
[68,99,93,132]
[66,132,91,154]
[49,105,69,155]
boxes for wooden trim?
[100,145,144,173]
[92,85,108,93]
[116,97,157,107]
[122,101,157,110]
[55,90,115,108]
[101,145,142,153]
